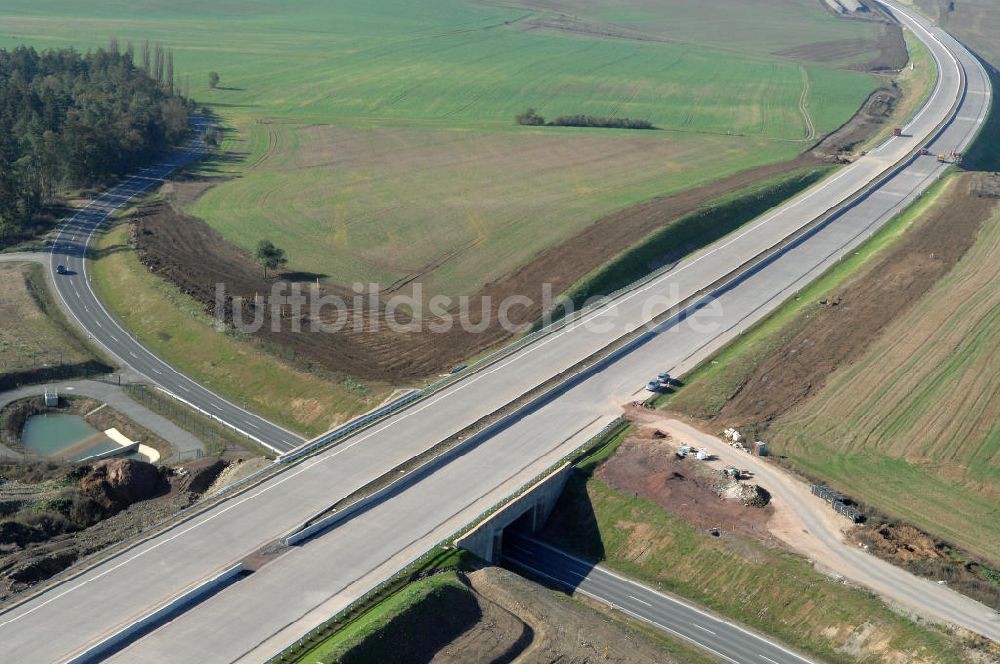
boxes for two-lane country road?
[0,1,993,661]
[504,535,814,664]
[46,117,304,453]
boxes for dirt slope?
[711,174,995,426]
[134,156,821,382]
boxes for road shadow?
[0,360,115,391]
[279,270,329,283]
[83,242,131,261]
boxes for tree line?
[516,108,655,130]
[0,43,191,246]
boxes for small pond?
[20,414,147,462]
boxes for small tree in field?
[255,240,287,278]
[208,71,220,89]
[516,108,545,126]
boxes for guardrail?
[63,562,244,664]
[267,417,629,662]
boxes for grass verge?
[860,27,938,152]
[0,262,113,391]
[549,166,831,320]
[542,433,976,663]
[88,221,388,437]
[276,547,479,664]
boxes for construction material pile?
[720,481,771,508]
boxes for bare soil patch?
[710,175,996,426]
[595,426,774,541]
[780,0,907,72]
[0,454,249,600]
[775,24,906,72]
[812,87,900,157]
[850,524,1000,609]
[135,154,821,383]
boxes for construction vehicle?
[722,466,741,479]
[937,149,962,164]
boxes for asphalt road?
[0,1,993,662]
[504,535,814,664]
[45,117,304,453]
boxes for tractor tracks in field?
[799,65,817,142]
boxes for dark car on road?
[56,264,68,275]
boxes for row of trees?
[108,37,187,97]
[516,108,655,130]
[0,45,191,246]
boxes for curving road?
[45,118,304,453]
[0,1,994,662]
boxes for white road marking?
[761,656,780,664]
[628,594,652,607]
[694,624,716,635]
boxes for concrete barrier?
[454,463,573,563]
[62,563,244,664]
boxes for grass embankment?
[542,428,974,663]
[0,263,112,390]
[659,174,954,418]
[293,573,476,664]
[0,0,880,299]
[279,548,479,664]
[89,222,388,437]
[962,63,1000,171]
[553,166,831,316]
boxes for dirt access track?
[625,413,1000,641]
[133,10,906,384]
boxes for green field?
[0,263,109,383]
[0,0,882,298]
